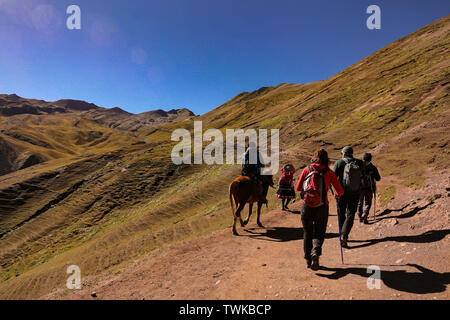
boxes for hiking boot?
[359,217,364,223]
[306,259,312,268]
[363,217,369,224]
[341,239,348,248]
[310,255,320,271]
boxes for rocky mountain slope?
[0,15,448,299]
[0,95,195,176]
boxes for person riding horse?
[241,142,267,204]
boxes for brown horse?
[229,174,274,235]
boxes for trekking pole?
[330,186,344,264]
[336,201,345,264]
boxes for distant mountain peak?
[167,108,195,116]
[4,94,20,100]
[53,99,100,111]
[106,107,131,115]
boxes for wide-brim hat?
[283,164,295,173]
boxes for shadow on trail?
[348,229,450,249]
[243,227,339,242]
[373,201,434,223]
[316,264,450,294]
[243,227,303,242]
[375,203,410,218]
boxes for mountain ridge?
[0,94,196,118]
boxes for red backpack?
[302,165,328,207]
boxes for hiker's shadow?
[244,227,303,242]
[244,227,339,242]
[349,229,450,249]
[316,264,450,294]
[375,204,410,218]
[374,201,434,223]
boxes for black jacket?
[362,162,381,191]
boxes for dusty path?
[48,192,449,300]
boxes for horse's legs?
[233,202,246,234]
[257,202,264,228]
[244,203,253,226]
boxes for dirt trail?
[47,188,449,300]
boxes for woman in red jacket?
[295,149,344,271]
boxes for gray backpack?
[343,158,362,192]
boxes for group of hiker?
[241,144,381,271]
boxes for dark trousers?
[337,192,360,241]
[358,188,373,219]
[300,203,329,259]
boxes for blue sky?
[0,1,448,115]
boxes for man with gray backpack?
[333,146,365,248]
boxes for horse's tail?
[229,183,236,217]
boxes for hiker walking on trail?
[358,153,381,224]
[296,149,344,271]
[276,164,296,211]
[333,146,365,248]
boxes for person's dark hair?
[311,148,329,166]
[342,146,353,157]
[363,152,372,162]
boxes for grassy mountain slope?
[0,15,448,299]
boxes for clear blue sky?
[0,1,448,115]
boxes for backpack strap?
[343,158,356,165]
[321,167,329,202]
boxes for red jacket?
[295,163,344,205]
[278,166,296,186]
